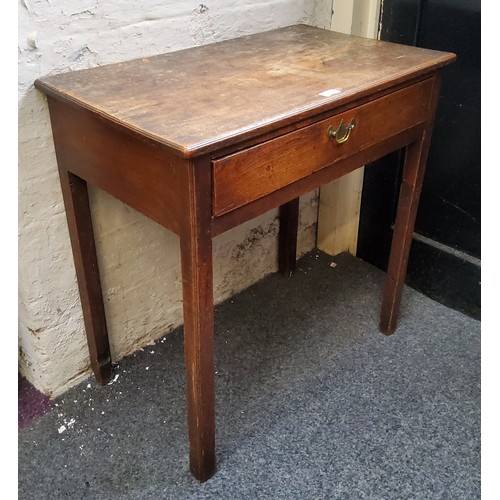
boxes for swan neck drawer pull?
[327,118,356,144]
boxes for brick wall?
[18,0,332,396]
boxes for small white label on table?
[318,88,341,97]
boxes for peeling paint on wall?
[18,0,330,397]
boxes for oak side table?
[35,25,455,482]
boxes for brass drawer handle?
[327,118,356,144]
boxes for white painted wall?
[18,1,333,397]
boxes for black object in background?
[357,0,481,319]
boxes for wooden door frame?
[317,0,381,256]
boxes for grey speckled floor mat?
[18,251,480,499]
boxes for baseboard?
[405,236,481,320]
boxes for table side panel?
[212,78,434,217]
[47,98,189,235]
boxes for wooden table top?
[35,24,455,158]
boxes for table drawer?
[212,78,433,216]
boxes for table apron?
[212,78,433,217]
[211,123,426,237]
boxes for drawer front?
[212,78,433,216]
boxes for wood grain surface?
[212,77,433,215]
[35,25,455,158]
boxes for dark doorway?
[357,0,481,319]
